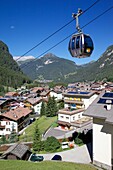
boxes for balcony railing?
[58,108,85,115]
[71,117,92,127]
[64,99,84,105]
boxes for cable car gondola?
[68,9,94,58]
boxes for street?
[38,144,92,164]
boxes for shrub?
[74,132,84,146]
[74,137,83,145]
[44,136,61,152]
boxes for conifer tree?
[40,101,46,116]
[33,123,41,152]
[51,96,58,116]
[1,135,7,144]
[46,96,53,117]
[46,96,58,117]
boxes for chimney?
[106,100,112,110]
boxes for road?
[38,144,92,164]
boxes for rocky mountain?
[20,45,113,83]
[20,53,81,82]
[0,41,31,88]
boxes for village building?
[40,90,51,99]
[0,107,32,136]
[4,91,19,98]
[57,91,98,131]
[53,85,66,93]
[83,91,113,170]
[30,87,44,96]
[49,90,63,101]
[0,98,19,113]
[1,143,31,160]
[90,82,106,91]
[63,91,98,110]
[25,97,42,115]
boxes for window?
[72,37,75,50]
[6,122,10,125]
[78,115,81,119]
[66,117,69,119]
[6,128,10,131]
[73,116,75,120]
[84,35,93,48]
[60,116,64,118]
[76,36,80,48]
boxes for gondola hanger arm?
[72,8,83,33]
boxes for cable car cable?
[16,0,101,62]
[21,5,113,69]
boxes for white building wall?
[50,91,63,100]
[83,94,98,109]
[58,113,71,123]
[64,94,98,109]
[93,118,112,168]
[70,112,83,122]
[58,111,84,123]
[0,121,17,136]
[33,102,42,114]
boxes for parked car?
[51,154,62,161]
[30,153,44,162]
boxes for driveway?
[42,127,92,164]
[43,127,75,140]
[38,144,91,164]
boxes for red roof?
[2,107,32,121]
[5,92,18,97]
[26,97,42,105]
[31,87,44,93]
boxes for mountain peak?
[40,53,58,59]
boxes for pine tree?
[46,96,58,117]
[1,135,7,144]
[40,101,46,116]
[33,123,41,152]
[58,101,64,110]
[46,96,53,117]
[51,96,58,116]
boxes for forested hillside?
[0,41,31,89]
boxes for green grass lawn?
[0,160,98,170]
[19,116,57,141]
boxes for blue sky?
[0,0,113,65]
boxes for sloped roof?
[26,97,42,105]
[40,90,50,96]
[2,143,29,159]
[5,92,18,97]
[31,87,44,93]
[2,107,32,121]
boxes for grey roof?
[2,143,29,158]
[83,91,113,124]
